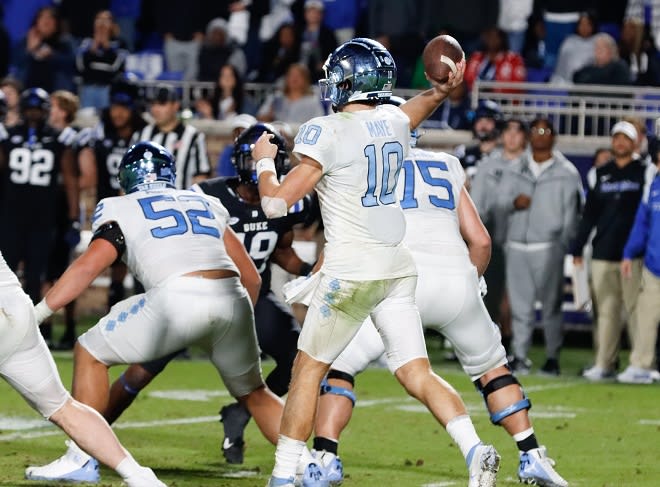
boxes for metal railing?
[470,80,660,137]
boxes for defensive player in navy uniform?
[99,124,313,464]
[79,76,147,310]
[24,141,284,483]
[0,88,80,342]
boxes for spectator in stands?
[573,33,632,86]
[422,81,472,131]
[298,0,337,82]
[155,0,206,80]
[498,117,584,375]
[197,17,247,82]
[626,0,660,51]
[550,11,598,85]
[14,6,76,92]
[44,89,80,350]
[257,23,300,83]
[215,113,257,177]
[76,10,127,112]
[0,78,23,127]
[498,0,533,53]
[257,63,324,124]
[619,20,660,87]
[455,100,502,182]
[572,121,656,381]
[619,142,660,384]
[471,118,529,354]
[532,0,596,70]
[464,27,526,91]
[133,84,211,189]
[195,64,255,121]
[521,12,547,70]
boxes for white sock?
[272,435,306,480]
[445,415,481,459]
[116,455,142,479]
[513,427,535,443]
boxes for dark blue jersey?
[195,177,309,295]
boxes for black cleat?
[219,403,251,464]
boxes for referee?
[133,84,210,189]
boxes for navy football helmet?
[232,123,289,185]
[20,87,50,114]
[118,141,176,193]
[319,38,396,109]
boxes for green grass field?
[0,339,658,487]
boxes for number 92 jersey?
[397,147,470,267]
[293,104,416,281]
[0,123,75,224]
[91,188,238,289]
[192,177,310,296]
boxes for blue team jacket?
[623,174,660,277]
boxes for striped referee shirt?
[132,122,210,189]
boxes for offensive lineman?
[292,98,569,487]
[24,141,284,483]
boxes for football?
[422,34,465,84]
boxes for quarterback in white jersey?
[0,252,167,486]
[254,38,501,487]
[26,142,284,484]
[308,120,569,487]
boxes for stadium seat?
[125,50,164,80]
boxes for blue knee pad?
[475,374,531,425]
[320,377,356,407]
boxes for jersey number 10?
[361,142,404,207]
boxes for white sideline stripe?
[0,415,219,442]
[639,419,660,425]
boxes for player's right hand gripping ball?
[422,34,465,84]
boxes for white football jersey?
[293,104,416,280]
[0,251,20,288]
[397,147,471,268]
[91,187,238,289]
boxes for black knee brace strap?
[327,369,355,387]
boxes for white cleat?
[518,447,568,487]
[25,440,100,483]
[467,443,500,487]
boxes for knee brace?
[474,374,531,425]
[320,370,356,407]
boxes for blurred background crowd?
[0,0,659,383]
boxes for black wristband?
[299,262,314,276]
